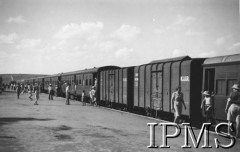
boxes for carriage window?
[227,79,238,96]
[89,79,92,86]
[216,79,226,95]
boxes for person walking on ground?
[48,84,53,100]
[28,84,33,101]
[16,83,21,99]
[82,90,86,106]
[34,83,40,105]
[171,86,186,124]
[65,83,70,105]
[225,84,240,139]
[201,91,214,123]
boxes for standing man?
[48,84,53,100]
[65,83,70,105]
[225,84,240,138]
[16,83,21,99]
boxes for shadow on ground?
[0,117,54,126]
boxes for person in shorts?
[201,91,214,123]
[225,84,240,138]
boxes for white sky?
[0,0,239,74]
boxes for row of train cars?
[19,53,240,125]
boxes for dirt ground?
[0,92,239,152]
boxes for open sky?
[0,0,239,74]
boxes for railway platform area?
[0,92,239,152]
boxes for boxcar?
[202,53,240,122]
[133,56,205,123]
[99,66,134,110]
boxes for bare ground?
[0,92,239,152]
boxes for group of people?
[16,83,40,105]
[16,82,97,107]
[65,82,97,106]
[171,84,240,139]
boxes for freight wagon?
[100,56,205,124]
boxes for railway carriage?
[26,78,35,85]
[60,68,97,99]
[60,66,120,101]
[42,74,60,93]
[202,54,240,122]
[33,76,45,92]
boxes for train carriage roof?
[60,66,120,76]
[43,73,61,78]
[61,67,99,76]
[203,53,240,65]
[149,56,191,64]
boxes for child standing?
[201,91,214,123]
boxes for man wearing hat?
[201,91,214,123]
[225,84,240,138]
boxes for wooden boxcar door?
[151,72,162,111]
[109,73,115,103]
